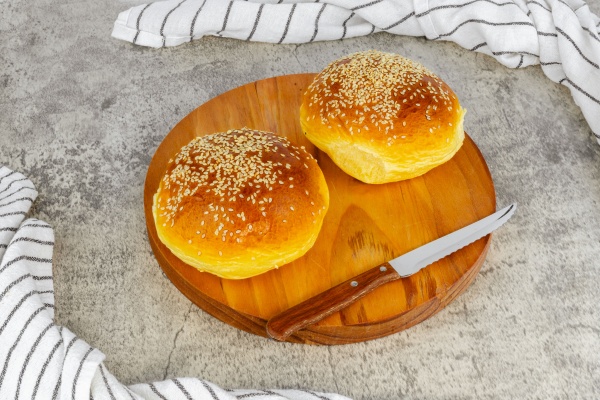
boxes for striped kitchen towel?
[0,166,350,399]
[111,0,600,142]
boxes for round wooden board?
[144,73,496,345]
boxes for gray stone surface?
[2,0,600,398]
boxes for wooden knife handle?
[266,263,400,341]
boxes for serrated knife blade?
[390,203,516,277]
[266,203,517,341]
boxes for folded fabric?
[112,0,600,143]
[0,166,350,399]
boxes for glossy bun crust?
[153,128,329,279]
[300,50,466,184]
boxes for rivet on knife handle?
[266,263,399,341]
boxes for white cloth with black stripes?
[0,166,350,399]
[111,0,600,142]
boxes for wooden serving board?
[144,73,496,345]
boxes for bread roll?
[300,50,466,184]
[153,128,329,280]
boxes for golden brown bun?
[152,128,329,280]
[300,50,466,184]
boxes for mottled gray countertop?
[2,0,600,398]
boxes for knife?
[266,203,516,341]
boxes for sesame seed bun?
[300,50,466,184]
[152,128,329,280]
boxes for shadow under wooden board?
[144,73,496,345]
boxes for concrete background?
[1,0,599,398]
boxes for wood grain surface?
[143,73,496,345]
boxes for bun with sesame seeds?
[152,128,329,280]
[300,50,466,184]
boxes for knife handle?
[266,262,400,341]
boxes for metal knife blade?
[266,203,516,341]
[390,203,516,277]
